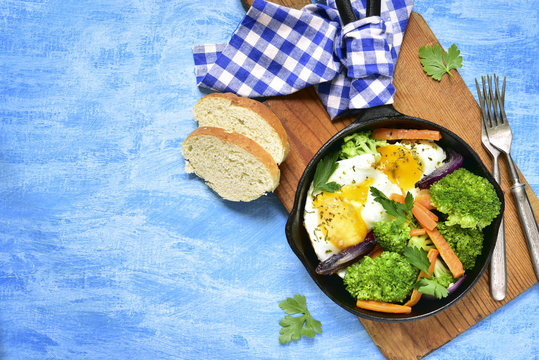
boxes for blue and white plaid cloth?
[193,0,413,119]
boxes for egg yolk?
[313,178,373,250]
[377,144,423,193]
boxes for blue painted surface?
[0,0,537,359]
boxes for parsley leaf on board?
[418,43,463,81]
[403,245,432,275]
[370,187,414,223]
[311,151,341,195]
[278,294,322,344]
[414,277,449,299]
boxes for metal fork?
[475,77,506,300]
[478,74,539,280]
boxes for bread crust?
[196,93,290,159]
[183,126,280,183]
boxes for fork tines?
[477,74,507,127]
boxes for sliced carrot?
[368,244,384,259]
[389,193,405,204]
[404,249,439,307]
[426,248,439,276]
[403,289,423,307]
[414,201,438,222]
[410,228,427,237]
[412,203,437,231]
[426,228,465,279]
[372,128,442,141]
[415,189,435,210]
[356,300,412,314]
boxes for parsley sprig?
[311,152,341,195]
[403,246,449,299]
[419,43,463,81]
[370,187,414,224]
[403,246,431,275]
[414,278,449,299]
[278,294,322,344]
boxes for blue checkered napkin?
[193,0,413,119]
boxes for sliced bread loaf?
[193,93,289,164]
[182,126,280,202]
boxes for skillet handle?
[366,0,381,17]
[335,0,357,24]
[335,0,396,123]
[336,0,381,24]
[355,104,403,122]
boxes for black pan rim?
[285,111,505,322]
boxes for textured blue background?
[0,0,537,359]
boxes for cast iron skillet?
[284,0,505,322]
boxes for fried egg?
[304,140,446,265]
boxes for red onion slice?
[315,231,376,275]
[416,149,464,189]
[447,274,467,294]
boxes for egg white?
[400,140,446,181]
[304,153,401,263]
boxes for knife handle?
[490,217,507,300]
[510,182,539,279]
[489,153,506,300]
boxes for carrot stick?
[404,249,439,307]
[410,228,427,237]
[403,289,422,308]
[414,201,438,222]
[426,248,439,276]
[389,193,405,204]
[372,128,442,141]
[415,189,435,210]
[368,244,384,259]
[412,203,437,231]
[356,300,412,314]
[426,228,465,279]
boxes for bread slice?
[193,93,289,164]
[182,126,280,202]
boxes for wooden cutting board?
[240,1,539,359]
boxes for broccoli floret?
[372,220,411,254]
[438,222,484,270]
[407,234,435,251]
[343,252,419,303]
[433,258,455,288]
[339,131,387,159]
[429,168,501,230]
